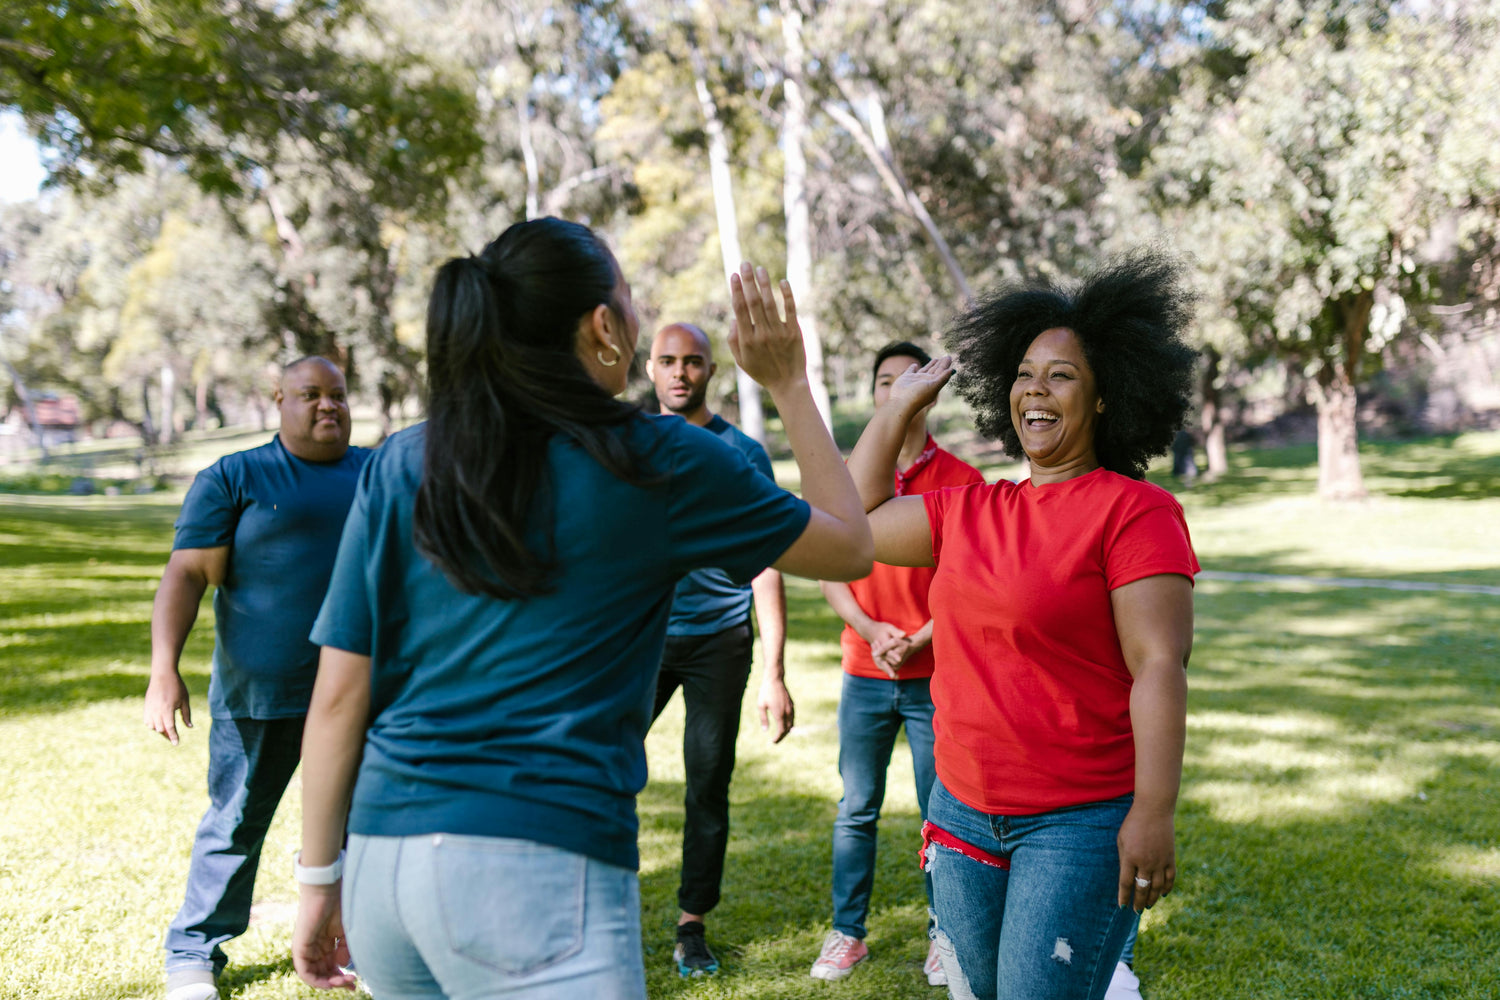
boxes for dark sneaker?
[674,920,720,977]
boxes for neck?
[279,434,347,463]
[1026,453,1099,486]
[679,405,714,427]
[897,420,929,471]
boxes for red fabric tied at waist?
[919,820,1011,871]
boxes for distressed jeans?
[831,672,938,939]
[164,716,305,976]
[926,779,1136,1000]
[344,834,646,1000]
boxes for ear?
[585,302,617,355]
[708,360,718,378]
[273,387,285,406]
[1096,398,1106,414]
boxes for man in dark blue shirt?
[648,322,793,978]
[144,357,371,1000]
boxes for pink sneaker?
[924,938,947,986]
[810,929,869,980]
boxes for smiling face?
[275,358,350,462]
[649,323,715,424]
[1009,327,1104,480]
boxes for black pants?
[650,621,754,916]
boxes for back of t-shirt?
[311,416,810,871]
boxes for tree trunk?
[516,68,541,220]
[1199,346,1228,478]
[160,364,178,445]
[195,374,211,431]
[780,0,832,431]
[690,45,765,444]
[1312,290,1373,501]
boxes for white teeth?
[1023,410,1057,421]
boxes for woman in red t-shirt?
[845,249,1199,1000]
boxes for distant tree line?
[2,0,1498,498]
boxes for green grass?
[3,432,1499,998]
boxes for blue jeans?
[832,673,937,939]
[926,779,1136,1000]
[164,716,304,975]
[344,834,646,1000]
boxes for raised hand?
[884,356,955,419]
[728,262,807,393]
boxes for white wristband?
[294,849,345,885]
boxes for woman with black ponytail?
[289,218,872,999]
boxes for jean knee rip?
[1050,937,1074,964]
[933,930,978,1000]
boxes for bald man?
[648,323,792,978]
[144,357,371,1000]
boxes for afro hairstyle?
[945,247,1199,479]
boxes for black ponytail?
[413,217,647,598]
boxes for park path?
[1199,569,1500,597]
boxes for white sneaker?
[1105,960,1142,1000]
[809,929,869,980]
[165,969,218,1000]
[923,938,947,986]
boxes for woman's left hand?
[1116,804,1176,911]
[292,884,358,991]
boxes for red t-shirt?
[922,468,1199,815]
[841,439,985,680]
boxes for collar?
[893,435,939,497]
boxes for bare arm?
[144,546,228,744]
[292,645,370,992]
[819,580,902,679]
[1110,573,1193,912]
[750,568,794,742]
[845,359,953,568]
[729,264,872,582]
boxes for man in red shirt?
[811,342,985,986]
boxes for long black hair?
[413,217,645,598]
[946,248,1198,479]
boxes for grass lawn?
[2,431,1499,999]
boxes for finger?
[729,271,753,344]
[779,279,798,331]
[740,262,771,338]
[164,714,180,746]
[181,700,192,729]
[758,703,770,731]
[754,265,781,329]
[1117,860,1135,908]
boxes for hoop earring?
[597,344,621,367]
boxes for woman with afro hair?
[845,248,1199,1000]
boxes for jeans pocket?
[432,836,586,975]
[340,837,369,941]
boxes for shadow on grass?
[220,956,298,996]
[638,759,934,997]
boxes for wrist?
[763,374,812,401]
[294,849,345,885]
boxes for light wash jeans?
[832,673,938,939]
[926,779,1136,1000]
[344,834,646,1000]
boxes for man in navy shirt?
[143,357,370,1000]
[648,322,793,977]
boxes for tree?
[1143,1,1500,498]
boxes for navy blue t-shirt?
[173,436,370,719]
[667,414,776,636]
[310,416,810,871]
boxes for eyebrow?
[1019,357,1080,367]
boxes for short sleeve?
[745,440,776,482]
[667,426,809,584]
[310,461,376,655]
[1104,500,1200,591]
[922,484,971,565]
[173,461,240,550]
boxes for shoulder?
[1093,471,1185,514]
[929,445,986,486]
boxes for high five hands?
[885,357,955,416]
[728,262,808,392]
